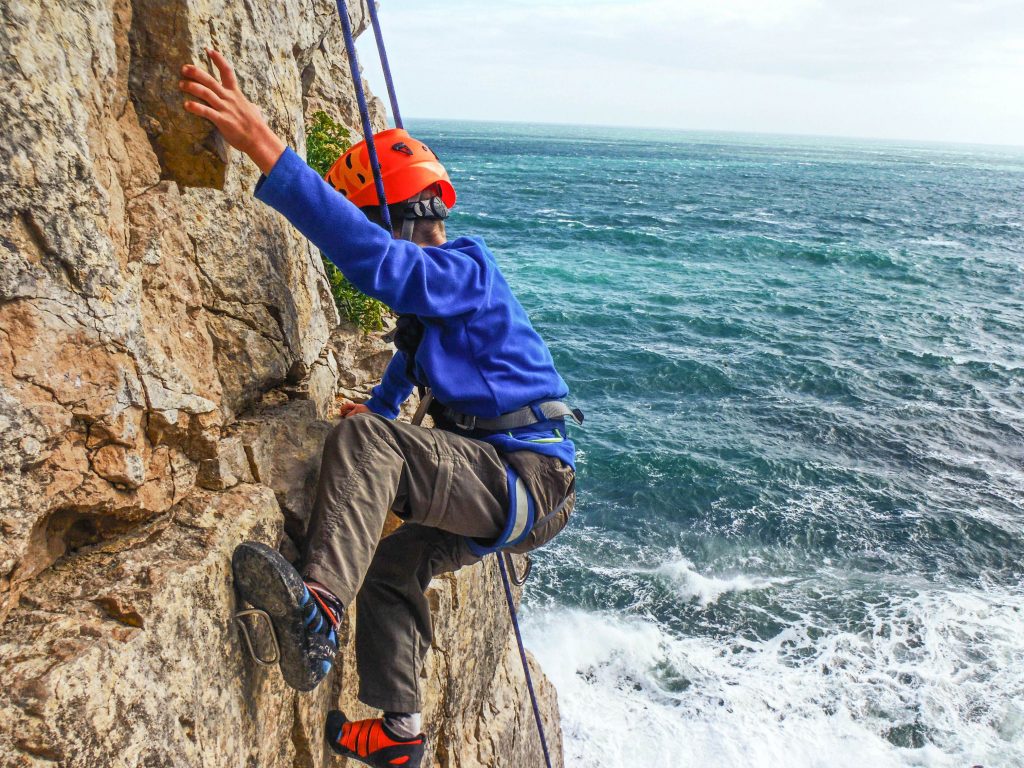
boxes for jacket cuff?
[364,396,399,420]
[253,146,304,203]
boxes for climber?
[179,50,578,768]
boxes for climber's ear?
[206,49,239,91]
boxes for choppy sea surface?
[413,119,1024,767]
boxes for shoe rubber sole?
[231,541,327,692]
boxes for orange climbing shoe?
[325,711,425,767]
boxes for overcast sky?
[355,0,1024,146]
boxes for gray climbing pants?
[302,413,575,713]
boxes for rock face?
[0,1,563,766]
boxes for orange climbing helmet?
[325,128,457,209]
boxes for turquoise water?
[414,120,1024,767]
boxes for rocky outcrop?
[0,1,562,766]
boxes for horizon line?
[391,114,1024,153]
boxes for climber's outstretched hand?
[179,49,286,175]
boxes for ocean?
[412,119,1024,767]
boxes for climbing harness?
[384,315,584,433]
[471,483,575,558]
[443,400,584,433]
[465,465,536,557]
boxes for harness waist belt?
[443,400,584,432]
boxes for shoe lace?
[299,581,339,651]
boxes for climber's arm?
[179,50,491,318]
[363,351,416,420]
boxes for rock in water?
[0,1,563,765]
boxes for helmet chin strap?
[400,216,416,241]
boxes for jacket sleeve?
[363,351,415,420]
[255,148,490,318]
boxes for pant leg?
[355,524,477,712]
[302,413,508,606]
[301,413,570,712]
[354,450,578,713]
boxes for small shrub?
[305,111,389,332]
[305,110,352,177]
[321,255,389,332]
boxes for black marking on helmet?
[357,172,366,183]
[345,154,353,169]
[393,142,415,156]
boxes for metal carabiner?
[234,608,280,667]
[503,551,532,587]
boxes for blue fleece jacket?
[254,148,576,468]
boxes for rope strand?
[366,0,403,129]
[498,553,554,768]
[333,0,392,231]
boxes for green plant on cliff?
[306,110,352,176]
[305,111,388,333]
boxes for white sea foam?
[523,584,1024,768]
[654,557,793,606]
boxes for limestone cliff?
[0,1,563,765]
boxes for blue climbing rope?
[329,7,554,762]
[333,0,392,231]
[366,1,404,129]
[498,553,555,768]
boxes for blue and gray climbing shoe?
[231,541,339,691]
